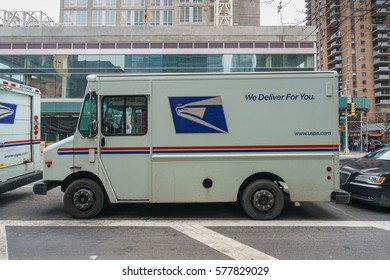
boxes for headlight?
[355,175,385,185]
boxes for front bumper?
[341,183,390,207]
[332,189,350,204]
[33,180,61,195]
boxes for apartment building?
[306,0,390,119]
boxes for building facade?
[305,0,390,119]
[60,0,260,27]
[0,1,316,140]
[0,26,316,100]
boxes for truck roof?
[0,78,41,95]
[86,71,338,82]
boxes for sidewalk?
[339,151,365,158]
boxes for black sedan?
[373,140,387,150]
[340,147,390,207]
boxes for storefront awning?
[369,133,383,137]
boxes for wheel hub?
[73,188,95,211]
[252,190,275,212]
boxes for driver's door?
[99,95,150,201]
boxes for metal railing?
[0,10,58,27]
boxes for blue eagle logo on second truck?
[0,102,17,124]
[169,96,228,134]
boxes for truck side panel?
[151,155,336,202]
[0,92,32,171]
[0,79,41,192]
[149,74,339,203]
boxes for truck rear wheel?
[240,179,284,220]
[64,178,105,219]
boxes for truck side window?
[102,96,147,136]
[78,91,98,137]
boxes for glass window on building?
[207,55,223,72]
[0,60,9,70]
[93,0,101,7]
[108,0,117,6]
[93,10,116,26]
[92,11,102,25]
[125,55,151,72]
[180,7,202,23]
[93,0,116,7]
[163,10,173,25]
[150,10,160,26]
[231,55,256,72]
[122,0,144,6]
[270,55,283,68]
[0,54,315,99]
[121,10,145,26]
[209,5,214,23]
[179,0,203,3]
[193,7,202,23]
[133,10,144,25]
[64,0,87,7]
[106,10,116,26]
[64,11,87,26]
[122,11,131,26]
[151,0,173,5]
[150,10,173,25]
[256,54,315,71]
[180,7,189,23]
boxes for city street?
[1,3,389,279]
[1,178,389,260]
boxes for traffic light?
[349,102,356,117]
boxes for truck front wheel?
[64,178,105,219]
[240,179,284,220]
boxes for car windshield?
[363,148,390,160]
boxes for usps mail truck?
[0,79,42,194]
[34,72,349,219]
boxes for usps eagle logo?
[0,102,17,124]
[169,96,228,134]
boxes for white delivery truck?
[0,78,42,194]
[34,72,349,219]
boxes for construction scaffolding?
[0,10,58,27]
[215,0,233,26]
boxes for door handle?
[101,137,105,147]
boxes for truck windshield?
[78,91,97,137]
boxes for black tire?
[240,179,284,220]
[64,178,105,219]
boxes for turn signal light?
[33,115,39,139]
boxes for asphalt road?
[1,181,390,260]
